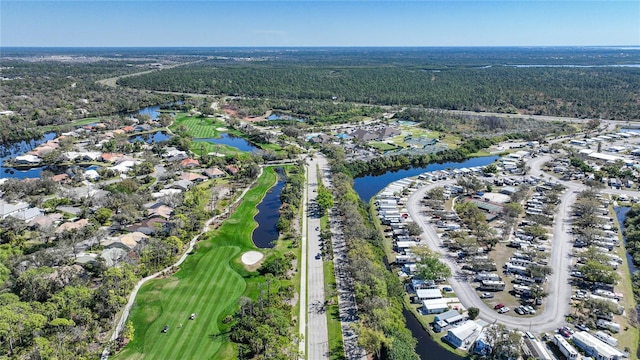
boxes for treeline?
[329,168,419,359]
[118,61,640,120]
[327,137,501,178]
[623,206,640,267]
[277,164,305,239]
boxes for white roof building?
[572,331,624,360]
[444,320,483,350]
[416,288,442,300]
[422,298,449,314]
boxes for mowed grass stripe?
[165,247,244,359]
[119,246,244,360]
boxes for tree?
[468,307,480,320]
[94,207,113,225]
[406,222,423,236]
[580,260,620,284]
[316,185,334,215]
[483,324,522,360]
[415,250,451,281]
[357,325,387,359]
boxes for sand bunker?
[216,127,228,131]
[241,251,264,265]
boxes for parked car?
[515,306,526,315]
[558,328,572,338]
[315,253,322,260]
[480,292,494,299]
[494,303,505,310]
[562,326,575,335]
[162,325,169,333]
[575,323,589,331]
[498,306,510,314]
[524,305,536,314]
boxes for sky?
[1,1,639,47]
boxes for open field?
[115,168,278,360]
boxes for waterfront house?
[443,320,483,350]
[434,309,467,332]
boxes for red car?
[558,328,572,338]
[494,303,505,310]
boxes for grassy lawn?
[115,168,279,360]
[324,259,345,360]
[369,141,399,152]
[610,207,639,355]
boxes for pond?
[252,168,286,248]
[353,155,499,203]
[194,133,259,153]
[128,131,172,144]
[266,112,305,122]
[0,132,57,179]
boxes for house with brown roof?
[51,174,71,184]
[147,204,174,219]
[122,125,136,133]
[100,153,124,163]
[179,172,208,182]
[225,165,240,176]
[55,218,90,234]
[180,158,200,168]
[100,232,148,250]
[203,167,226,178]
[126,217,168,235]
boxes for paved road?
[406,160,581,332]
[315,154,369,360]
[305,155,330,360]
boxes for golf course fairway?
[115,167,277,359]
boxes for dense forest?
[0,59,176,142]
[118,49,640,120]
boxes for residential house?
[127,217,168,235]
[147,203,173,219]
[203,167,226,178]
[179,172,208,182]
[443,320,483,350]
[14,154,41,165]
[55,218,90,234]
[9,207,44,222]
[100,248,128,267]
[422,298,450,314]
[51,174,71,184]
[29,213,63,229]
[226,165,240,176]
[180,158,200,168]
[0,200,30,219]
[416,288,443,301]
[434,309,467,332]
[101,232,148,250]
[168,180,193,191]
